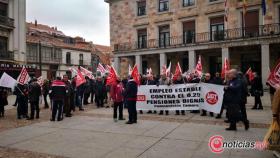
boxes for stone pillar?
[222,47,229,66]
[113,57,120,74]
[159,53,167,74]
[261,44,270,87]
[135,55,142,74]
[188,50,196,70]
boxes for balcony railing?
[0,15,14,29]
[114,23,280,52]
[0,51,14,60]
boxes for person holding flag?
[107,67,126,122]
[173,62,186,115]
[124,65,139,124]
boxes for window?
[0,2,8,16]
[27,44,37,61]
[210,16,224,41]
[42,47,52,61]
[0,36,7,57]
[183,0,195,7]
[137,29,147,49]
[66,52,71,65]
[79,54,83,65]
[159,0,169,12]
[183,21,195,44]
[242,10,259,37]
[159,25,170,47]
[137,0,146,16]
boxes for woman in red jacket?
[110,77,125,122]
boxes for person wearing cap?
[28,78,41,120]
[110,76,125,122]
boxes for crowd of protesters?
[0,68,273,131]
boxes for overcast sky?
[26,0,110,46]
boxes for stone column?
[135,55,142,74]
[188,50,196,71]
[261,44,270,87]
[113,56,120,74]
[159,53,167,74]
[222,47,229,66]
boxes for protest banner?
[136,83,224,113]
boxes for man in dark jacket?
[146,74,157,114]
[95,76,106,108]
[28,78,41,120]
[63,75,72,117]
[224,69,249,131]
[83,76,91,105]
[42,79,50,109]
[201,73,214,117]
[49,77,67,121]
[237,72,250,129]
[250,73,263,110]
[174,75,185,115]
[124,77,138,124]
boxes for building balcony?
[0,15,14,29]
[114,23,280,52]
[0,51,14,60]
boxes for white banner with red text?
[136,83,224,113]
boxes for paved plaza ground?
[0,93,278,158]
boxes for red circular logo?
[206,91,218,105]
[208,135,224,153]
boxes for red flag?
[131,65,140,85]
[246,67,254,82]
[221,58,230,79]
[106,66,118,85]
[76,69,86,87]
[195,55,203,77]
[267,59,280,89]
[173,62,182,81]
[17,66,30,85]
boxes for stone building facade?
[106,0,280,85]
[0,0,26,63]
